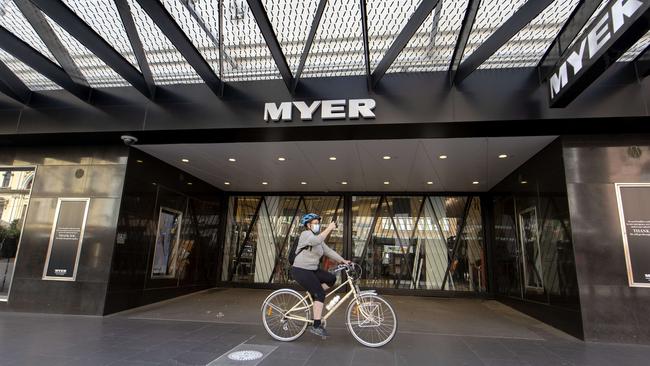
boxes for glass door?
[0,167,35,300]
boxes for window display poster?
[615,184,650,287]
[43,198,90,281]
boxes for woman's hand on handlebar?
[341,259,352,265]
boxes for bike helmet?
[300,213,321,227]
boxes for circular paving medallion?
[227,350,264,361]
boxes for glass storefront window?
[151,207,183,278]
[0,167,35,299]
[223,195,344,285]
[351,195,485,292]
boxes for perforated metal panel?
[385,0,469,73]
[462,0,528,63]
[42,12,129,88]
[302,0,366,78]
[126,0,201,85]
[366,0,420,71]
[222,0,281,81]
[482,0,580,69]
[62,0,140,70]
[620,30,650,62]
[263,0,319,75]
[0,48,59,90]
[159,0,219,75]
[0,0,59,65]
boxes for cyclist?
[291,213,351,338]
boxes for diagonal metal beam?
[134,0,222,97]
[360,0,371,89]
[0,26,90,100]
[245,0,293,91]
[0,59,31,104]
[634,43,650,79]
[15,0,88,87]
[455,0,554,84]
[449,0,481,82]
[29,0,152,98]
[114,0,155,96]
[292,0,328,92]
[371,0,440,87]
[538,0,601,80]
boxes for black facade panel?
[563,135,650,344]
[1,145,128,315]
[103,148,223,314]
[490,139,582,339]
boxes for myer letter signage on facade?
[264,98,376,122]
[615,183,650,287]
[42,198,90,281]
[548,0,650,108]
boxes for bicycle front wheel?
[261,289,311,342]
[346,294,397,347]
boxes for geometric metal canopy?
[0,0,646,100]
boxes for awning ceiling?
[0,0,647,99]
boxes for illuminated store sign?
[264,98,376,122]
[549,0,650,107]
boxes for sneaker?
[309,325,329,338]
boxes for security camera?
[121,135,138,146]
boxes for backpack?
[288,235,310,265]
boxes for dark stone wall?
[0,145,128,315]
[104,148,223,314]
[490,139,582,339]
[563,135,650,344]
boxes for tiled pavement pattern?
[1,290,649,365]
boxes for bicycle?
[261,263,397,348]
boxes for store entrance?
[221,194,485,294]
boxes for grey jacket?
[292,230,345,270]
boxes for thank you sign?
[615,183,650,287]
[548,0,650,107]
[43,198,90,281]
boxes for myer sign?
[548,0,650,108]
[264,99,376,122]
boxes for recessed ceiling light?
[521,180,528,184]
[498,154,508,159]
[224,182,230,185]
[341,181,348,185]
[262,181,268,185]
[301,181,307,185]
[181,158,189,163]
[383,181,390,185]
[187,182,193,185]
[136,159,143,163]
[472,181,480,185]
[427,181,433,185]
[439,155,447,159]
[278,157,286,161]
[152,182,157,186]
[228,158,236,162]
[383,156,391,160]
[329,156,337,161]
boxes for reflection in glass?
[351,195,485,292]
[223,195,344,284]
[151,207,183,278]
[0,167,35,299]
[519,206,544,289]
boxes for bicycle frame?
[281,274,360,324]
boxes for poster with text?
[43,198,90,281]
[615,184,650,287]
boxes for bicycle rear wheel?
[261,289,311,342]
[346,294,397,347]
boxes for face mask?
[311,224,320,234]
